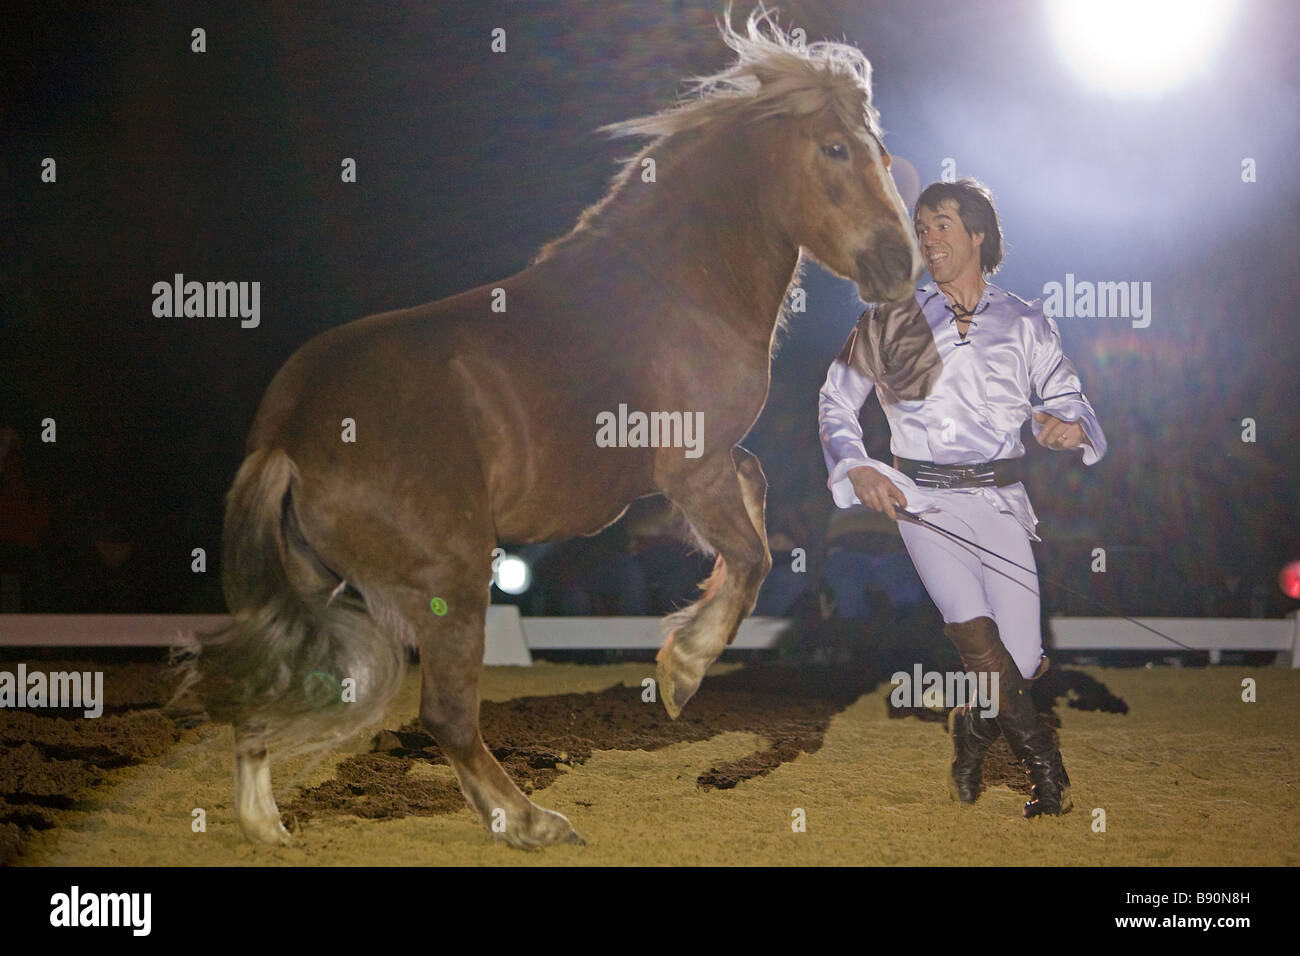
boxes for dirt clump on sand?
[286,660,1123,823]
[285,663,871,824]
[0,651,1126,862]
[0,660,181,865]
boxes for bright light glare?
[1047,0,1238,97]
[494,555,531,595]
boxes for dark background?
[2,0,1297,618]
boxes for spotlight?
[493,554,532,595]
[1047,0,1239,97]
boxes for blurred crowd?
[0,415,1291,620]
[0,424,222,613]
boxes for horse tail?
[169,447,407,758]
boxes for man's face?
[914,199,983,284]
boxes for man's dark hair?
[914,178,1004,276]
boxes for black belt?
[894,456,1022,489]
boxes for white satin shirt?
[818,281,1107,541]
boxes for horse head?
[729,11,923,302]
[773,103,923,303]
[585,7,922,307]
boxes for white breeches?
[896,490,1044,679]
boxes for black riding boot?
[944,616,1069,816]
[1004,689,1071,818]
[946,666,1051,804]
[946,699,1000,803]
[944,617,1004,803]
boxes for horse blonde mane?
[533,5,880,266]
[599,5,882,144]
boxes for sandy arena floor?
[3,657,1297,866]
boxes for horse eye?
[820,142,848,160]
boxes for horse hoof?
[499,806,583,849]
[657,633,710,718]
[240,816,292,846]
[532,809,583,848]
[658,669,681,720]
[656,659,696,719]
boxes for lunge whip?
[893,503,1195,652]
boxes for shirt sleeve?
[818,358,896,508]
[1028,310,1107,465]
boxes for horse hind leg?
[656,445,772,718]
[234,737,291,845]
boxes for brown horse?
[174,9,921,848]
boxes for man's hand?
[848,465,907,520]
[1033,411,1089,451]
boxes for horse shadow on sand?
[284,607,1128,826]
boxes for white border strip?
[519,615,792,650]
[1,612,1296,666]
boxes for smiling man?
[818,177,1106,817]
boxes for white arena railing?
[0,610,1297,668]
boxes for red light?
[1279,562,1300,600]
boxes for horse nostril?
[856,240,921,297]
[878,242,914,281]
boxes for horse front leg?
[656,445,772,718]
